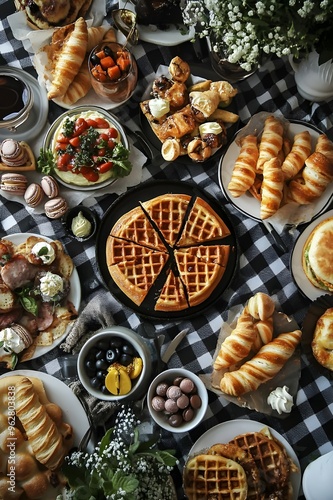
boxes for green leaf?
[19,296,38,316]
[103,470,139,496]
[37,148,56,175]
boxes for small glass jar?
[88,42,138,104]
[0,72,34,132]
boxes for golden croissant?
[247,292,275,321]
[256,116,284,172]
[60,56,91,105]
[281,130,312,180]
[253,316,274,352]
[287,151,333,204]
[260,157,284,219]
[220,329,302,396]
[315,134,333,166]
[228,135,259,197]
[213,307,256,370]
[47,17,88,100]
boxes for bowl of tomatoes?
[39,106,132,190]
[88,41,138,104]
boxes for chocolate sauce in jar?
[0,76,29,122]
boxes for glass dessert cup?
[89,42,138,104]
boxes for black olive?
[122,343,136,356]
[96,340,109,351]
[95,349,106,360]
[106,348,120,363]
[96,370,108,380]
[101,385,110,394]
[119,353,133,366]
[90,377,101,389]
[109,338,123,349]
[86,347,99,361]
[96,359,108,370]
[103,46,113,57]
[90,53,100,66]
[85,359,96,377]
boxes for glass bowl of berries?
[88,42,138,104]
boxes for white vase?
[289,50,333,102]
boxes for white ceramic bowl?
[77,326,152,402]
[147,368,208,433]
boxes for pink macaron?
[41,175,59,198]
[24,183,44,207]
[44,196,68,219]
[0,173,28,195]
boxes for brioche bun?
[16,0,92,30]
[302,216,333,292]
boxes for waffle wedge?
[106,236,167,266]
[141,193,191,247]
[177,197,230,247]
[229,429,293,498]
[174,247,227,307]
[183,453,248,500]
[155,269,187,311]
[110,206,166,252]
[108,251,169,306]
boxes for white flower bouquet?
[182,0,333,71]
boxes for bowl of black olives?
[77,326,152,401]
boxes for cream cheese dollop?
[71,211,92,238]
[199,122,223,136]
[40,272,63,298]
[0,328,25,356]
[267,386,293,414]
[32,242,56,264]
[149,98,170,118]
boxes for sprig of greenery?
[37,148,56,175]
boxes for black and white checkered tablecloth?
[1,1,333,498]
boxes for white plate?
[290,209,333,300]
[219,117,332,223]
[188,419,301,499]
[5,233,81,360]
[119,0,195,46]
[0,67,48,142]
[0,369,89,445]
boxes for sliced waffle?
[155,269,187,311]
[110,206,166,252]
[175,244,230,267]
[229,429,292,497]
[177,197,231,247]
[207,443,262,500]
[174,247,227,307]
[141,193,191,247]
[108,251,169,306]
[183,453,248,500]
[106,236,167,267]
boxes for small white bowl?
[77,326,152,402]
[147,368,208,433]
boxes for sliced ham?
[1,255,40,290]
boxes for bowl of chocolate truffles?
[147,368,208,433]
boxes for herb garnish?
[16,285,38,316]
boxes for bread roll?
[260,157,284,219]
[220,330,302,396]
[315,134,333,165]
[247,292,275,321]
[47,17,88,100]
[287,151,333,204]
[228,135,258,197]
[281,130,311,180]
[189,90,220,121]
[256,116,284,172]
[213,307,256,370]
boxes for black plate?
[96,179,239,320]
[139,63,239,166]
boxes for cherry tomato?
[69,136,80,148]
[80,166,99,182]
[98,133,109,143]
[85,118,98,128]
[107,139,115,150]
[57,153,72,170]
[57,133,70,144]
[108,127,118,139]
[98,161,113,173]
[95,117,110,129]
[55,142,69,151]
[73,118,89,137]
[97,148,106,157]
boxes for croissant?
[213,307,256,370]
[189,90,220,121]
[86,26,110,52]
[287,151,333,204]
[256,116,284,172]
[220,329,302,396]
[253,316,274,352]
[315,134,333,165]
[281,130,312,180]
[260,157,284,219]
[14,376,70,471]
[47,17,88,100]
[60,56,91,105]
[228,135,259,197]
[247,292,275,321]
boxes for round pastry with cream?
[40,109,132,187]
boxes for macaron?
[0,173,28,195]
[11,323,33,349]
[0,139,28,167]
[44,196,68,219]
[41,175,59,198]
[24,183,44,207]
